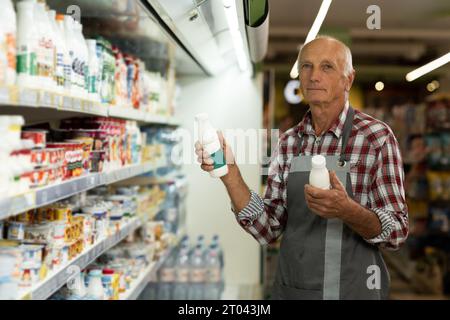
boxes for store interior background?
[179,0,450,299]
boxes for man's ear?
[345,70,355,92]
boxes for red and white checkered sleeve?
[365,132,409,250]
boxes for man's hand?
[304,171,352,219]
[195,131,236,177]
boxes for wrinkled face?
[299,39,354,106]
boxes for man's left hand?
[304,171,352,219]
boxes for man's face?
[299,39,354,106]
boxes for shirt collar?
[297,101,350,139]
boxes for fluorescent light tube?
[290,0,333,79]
[406,52,450,82]
[223,0,248,71]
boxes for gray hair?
[297,35,354,77]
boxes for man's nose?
[309,66,321,82]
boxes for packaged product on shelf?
[48,10,66,95]
[34,1,55,91]
[6,221,26,241]
[112,46,128,107]
[74,21,89,97]
[429,207,450,233]
[63,15,79,98]
[21,130,47,149]
[0,240,21,299]
[16,0,38,89]
[0,0,17,88]
[427,171,444,201]
[55,14,72,96]
[97,38,115,104]
[86,39,101,103]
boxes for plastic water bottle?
[157,254,176,300]
[173,244,190,300]
[310,155,331,189]
[204,244,223,300]
[188,244,206,300]
[195,113,228,178]
[211,234,224,268]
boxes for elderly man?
[195,36,409,300]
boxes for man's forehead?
[300,41,345,63]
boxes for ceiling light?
[406,52,450,82]
[223,0,248,72]
[375,81,384,91]
[290,0,333,79]
[427,82,436,92]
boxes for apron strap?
[339,107,355,164]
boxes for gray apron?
[271,107,390,300]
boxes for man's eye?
[323,64,333,70]
[301,64,312,69]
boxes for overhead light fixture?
[375,81,384,91]
[223,0,248,72]
[290,0,333,79]
[406,52,450,82]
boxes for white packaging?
[48,10,66,95]
[309,155,331,189]
[56,14,72,96]
[34,2,54,90]
[86,39,100,102]
[16,0,39,89]
[195,113,228,178]
[0,0,17,87]
[64,15,79,98]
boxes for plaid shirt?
[236,103,409,250]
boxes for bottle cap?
[311,155,326,169]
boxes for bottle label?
[191,268,206,283]
[176,268,189,283]
[160,268,176,282]
[207,268,222,283]
[210,149,226,169]
[17,52,37,75]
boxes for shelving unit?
[0,162,166,220]
[121,246,176,300]
[0,0,196,302]
[20,217,142,300]
[0,87,178,125]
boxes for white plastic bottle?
[87,269,104,300]
[86,39,100,102]
[56,14,72,96]
[73,21,89,98]
[309,155,331,189]
[0,0,17,87]
[16,0,38,89]
[63,15,78,98]
[48,10,65,95]
[34,1,54,91]
[195,113,228,178]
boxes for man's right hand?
[194,131,236,177]
[195,131,251,214]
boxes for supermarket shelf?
[101,163,155,185]
[0,162,161,220]
[0,86,179,125]
[20,217,142,300]
[121,262,157,300]
[121,228,186,300]
[121,247,175,300]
